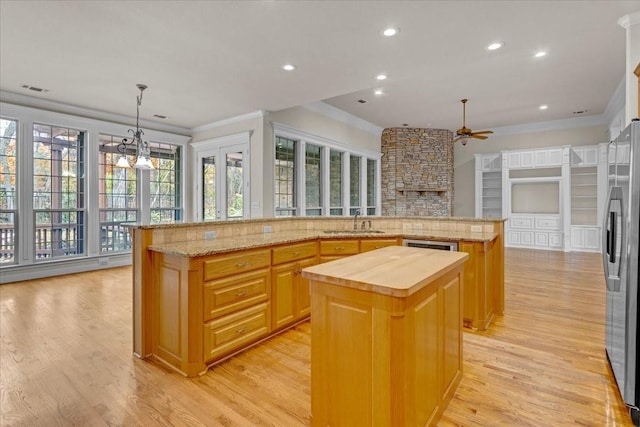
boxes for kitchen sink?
[322,230,385,234]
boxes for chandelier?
[114,84,154,170]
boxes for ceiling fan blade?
[471,130,493,135]
[471,134,488,140]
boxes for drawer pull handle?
[292,251,301,256]
[235,262,248,268]
[335,246,344,250]
[236,290,248,297]
[236,326,248,334]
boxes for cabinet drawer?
[510,217,534,229]
[534,217,560,230]
[272,241,317,265]
[203,249,270,281]
[204,302,270,363]
[360,238,398,253]
[319,239,359,255]
[204,268,270,321]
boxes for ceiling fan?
[454,99,493,145]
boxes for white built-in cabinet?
[474,154,502,218]
[475,144,607,252]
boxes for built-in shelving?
[570,166,597,225]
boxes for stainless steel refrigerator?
[603,120,640,425]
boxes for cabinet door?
[534,151,548,167]
[548,233,563,248]
[584,228,600,250]
[507,153,521,169]
[521,232,534,246]
[571,228,585,249]
[272,263,296,329]
[583,147,599,166]
[507,231,521,245]
[297,257,317,318]
[534,232,548,247]
[547,149,563,166]
[521,152,534,168]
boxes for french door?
[194,138,249,221]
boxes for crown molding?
[0,90,191,135]
[618,10,640,29]
[489,114,608,137]
[302,101,383,137]
[191,110,268,133]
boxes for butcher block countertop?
[301,245,469,298]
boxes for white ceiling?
[1,1,638,134]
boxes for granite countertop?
[148,229,497,257]
[301,246,469,297]
[125,215,507,230]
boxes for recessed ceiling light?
[539,105,548,110]
[535,51,547,58]
[282,64,296,71]
[374,89,383,95]
[383,27,399,37]
[376,74,387,80]
[487,42,504,51]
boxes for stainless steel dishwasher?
[402,239,458,251]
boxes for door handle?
[609,211,616,264]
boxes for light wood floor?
[0,248,633,426]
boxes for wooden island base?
[302,246,469,426]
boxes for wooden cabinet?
[203,249,273,365]
[204,302,271,362]
[271,242,318,330]
[459,239,502,330]
[359,238,399,253]
[304,247,467,426]
[319,239,359,263]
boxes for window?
[329,150,343,216]
[275,136,296,216]
[367,159,377,215]
[149,142,181,223]
[349,155,361,215]
[305,144,322,216]
[98,134,137,253]
[33,124,85,260]
[226,151,243,219]
[273,125,379,218]
[202,156,216,220]
[0,119,17,264]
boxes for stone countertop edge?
[123,216,507,230]
[147,229,498,258]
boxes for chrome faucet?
[353,210,360,230]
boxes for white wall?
[190,114,266,218]
[190,105,381,218]
[453,123,609,217]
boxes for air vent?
[357,99,367,104]
[21,84,48,93]
[153,114,168,119]
[573,110,588,115]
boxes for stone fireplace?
[381,127,454,216]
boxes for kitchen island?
[127,216,504,377]
[302,246,469,426]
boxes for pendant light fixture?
[114,84,154,170]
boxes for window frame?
[273,123,381,217]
